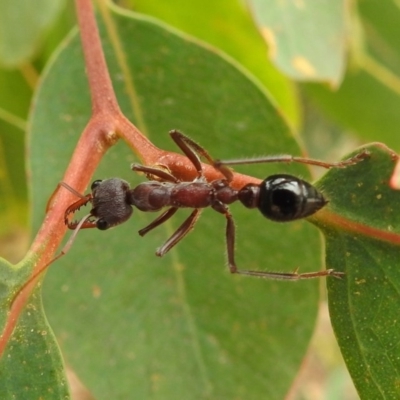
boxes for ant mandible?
[62,130,368,281]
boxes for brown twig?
[0,0,259,356]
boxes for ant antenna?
[11,182,94,304]
[12,213,92,304]
[59,181,89,199]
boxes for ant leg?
[210,202,239,273]
[156,209,201,256]
[12,214,92,304]
[234,268,344,280]
[169,130,204,178]
[215,149,370,170]
[224,222,344,280]
[223,209,238,273]
[138,207,178,236]
[219,205,344,279]
[170,130,233,181]
[132,164,179,183]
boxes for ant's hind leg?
[234,267,344,280]
[211,202,240,274]
[223,209,238,274]
[215,149,370,170]
[222,207,344,280]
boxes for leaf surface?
[0,69,30,258]
[0,257,69,399]
[126,0,299,125]
[304,0,400,149]
[313,144,400,399]
[2,8,337,399]
[249,0,347,84]
[0,0,65,66]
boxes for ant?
[60,130,368,281]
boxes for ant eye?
[258,174,326,222]
[91,180,102,190]
[96,219,110,230]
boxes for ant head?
[258,174,327,222]
[90,178,133,230]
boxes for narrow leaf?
[313,144,400,399]
[0,0,65,66]
[249,0,347,84]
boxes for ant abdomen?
[238,174,327,222]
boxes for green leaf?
[121,0,300,127]
[304,0,400,149]
[38,0,77,66]
[0,256,69,399]
[0,68,30,257]
[313,144,400,399]
[249,0,347,85]
[0,0,65,67]
[3,9,328,399]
